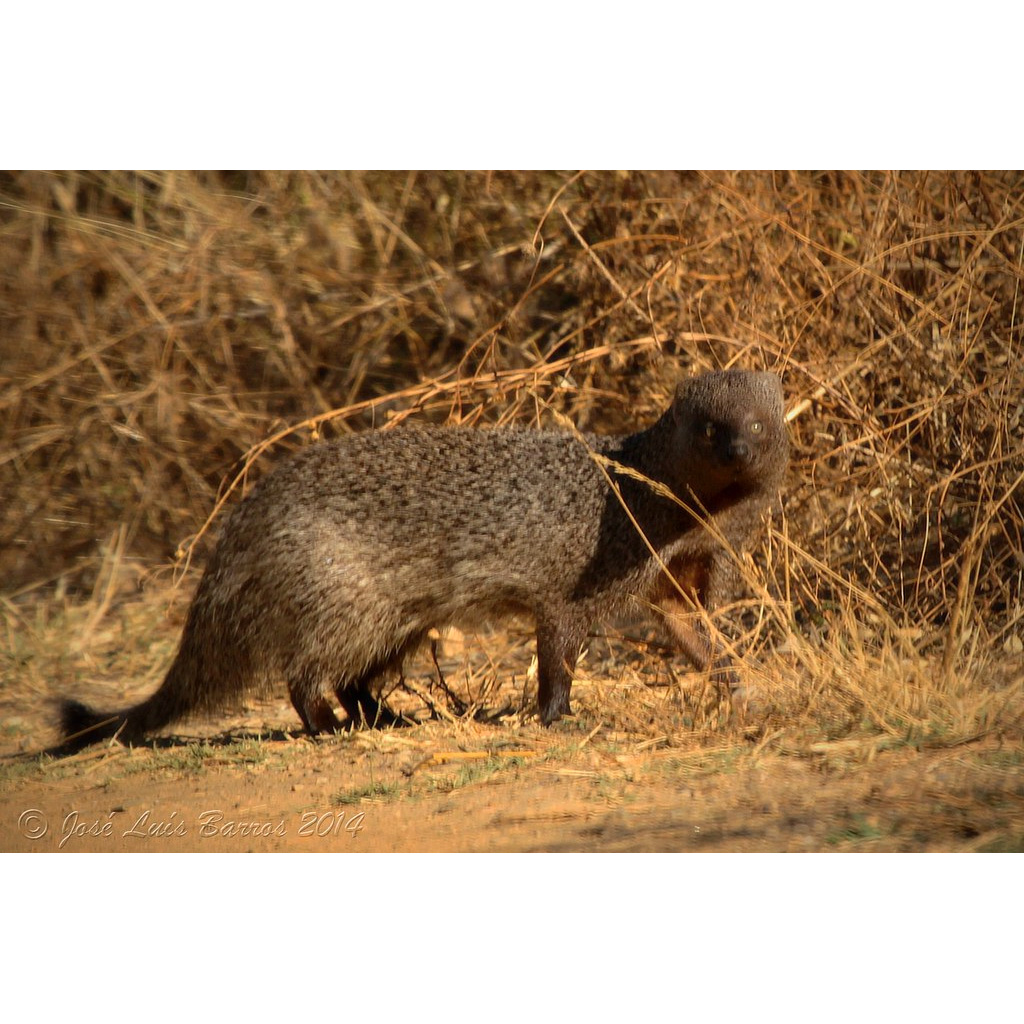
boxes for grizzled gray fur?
[58,369,788,750]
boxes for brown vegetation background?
[1,170,1022,752]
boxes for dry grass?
[1,170,1022,762]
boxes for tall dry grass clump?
[1,170,1021,747]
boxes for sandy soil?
[3,693,1022,853]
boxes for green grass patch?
[333,780,401,805]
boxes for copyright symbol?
[18,809,48,840]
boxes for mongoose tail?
[57,649,210,752]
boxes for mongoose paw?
[299,697,343,736]
[728,683,764,720]
[538,700,573,726]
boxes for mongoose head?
[671,370,788,500]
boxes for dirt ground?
[4,583,1022,854]
[3,688,1022,854]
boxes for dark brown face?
[673,370,789,497]
[691,409,777,487]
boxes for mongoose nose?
[727,439,752,463]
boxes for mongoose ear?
[760,372,785,400]
[671,380,695,424]
[673,379,697,404]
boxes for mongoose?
[58,369,788,751]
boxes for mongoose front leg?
[535,617,587,725]
[657,597,739,690]
[655,555,743,694]
[657,595,762,717]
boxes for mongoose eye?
[750,421,763,434]
[703,422,716,440]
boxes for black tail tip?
[57,699,124,754]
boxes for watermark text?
[16,806,366,847]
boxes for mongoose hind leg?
[287,675,343,735]
[536,617,587,725]
[335,679,404,729]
